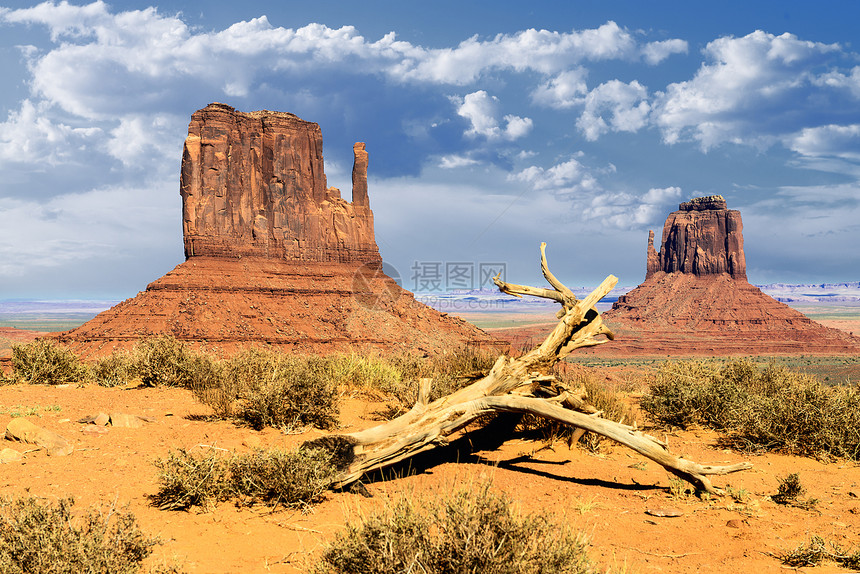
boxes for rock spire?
[180,103,380,263]
[646,195,746,280]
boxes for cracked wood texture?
[306,243,752,493]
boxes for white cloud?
[455,91,532,141]
[509,156,601,197]
[651,30,846,149]
[0,180,177,277]
[531,68,589,108]
[788,124,860,162]
[438,154,480,169]
[576,79,650,140]
[0,99,102,165]
[641,38,688,65]
[582,186,682,228]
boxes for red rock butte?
[599,195,860,355]
[59,103,498,357]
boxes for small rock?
[108,413,150,428]
[0,448,23,463]
[848,490,859,498]
[81,426,109,436]
[726,519,746,528]
[78,413,110,426]
[5,418,73,456]
[645,505,684,518]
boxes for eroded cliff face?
[180,103,380,264]
[646,195,746,280]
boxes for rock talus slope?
[59,104,498,357]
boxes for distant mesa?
[491,195,860,356]
[59,103,498,357]
[602,195,860,355]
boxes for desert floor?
[1,304,859,573]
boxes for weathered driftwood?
[306,243,751,493]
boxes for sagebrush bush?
[229,447,336,507]
[641,359,860,460]
[152,448,231,511]
[235,354,339,430]
[314,480,593,574]
[0,496,158,573]
[10,339,89,385]
[135,335,199,387]
[91,349,140,387]
[152,446,336,511]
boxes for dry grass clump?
[779,535,860,569]
[152,447,336,511]
[641,358,860,460]
[314,480,593,574]
[0,496,159,573]
[191,347,339,430]
[9,339,89,385]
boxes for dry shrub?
[152,447,336,511]
[10,339,89,385]
[0,496,158,573]
[152,448,231,511]
[780,535,860,569]
[314,480,593,574]
[772,473,818,510]
[91,349,140,387]
[135,335,199,388]
[641,358,860,460]
[229,447,336,507]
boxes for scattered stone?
[0,447,22,463]
[108,412,153,428]
[5,418,73,456]
[78,412,110,426]
[848,490,859,498]
[645,505,684,518]
[726,519,746,528]
[81,426,109,436]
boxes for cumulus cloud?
[509,156,602,197]
[788,124,860,162]
[651,30,850,149]
[641,38,688,65]
[576,80,650,140]
[438,154,480,169]
[0,99,102,165]
[455,91,532,141]
[531,68,589,108]
[582,186,682,228]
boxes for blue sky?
[1,0,859,299]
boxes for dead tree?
[306,243,751,493]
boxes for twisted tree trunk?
[305,243,751,493]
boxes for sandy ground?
[2,380,859,574]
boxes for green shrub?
[152,447,336,511]
[641,359,860,460]
[10,339,89,385]
[314,480,593,574]
[0,496,158,573]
